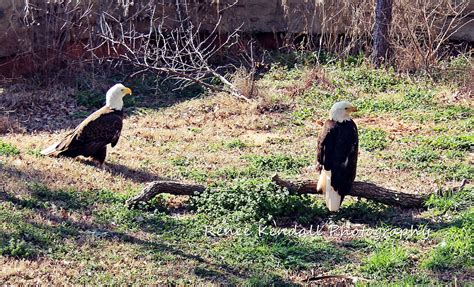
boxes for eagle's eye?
[121,89,124,91]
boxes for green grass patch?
[425,187,473,214]
[244,154,311,175]
[0,140,20,156]
[192,178,290,222]
[0,203,76,259]
[402,86,434,105]
[178,167,208,183]
[361,242,411,277]
[359,127,389,151]
[192,178,326,223]
[422,210,473,271]
[332,64,401,94]
[290,107,314,126]
[355,97,411,114]
[210,230,344,272]
[209,154,311,180]
[433,105,472,123]
[0,237,35,258]
[402,146,440,163]
[225,139,247,149]
[170,156,191,167]
[397,134,473,180]
[423,134,473,151]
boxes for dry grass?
[0,63,472,284]
[1,83,447,199]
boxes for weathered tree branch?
[270,174,430,209]
[126,174,431,209]
[126,180,206,208]
[95,4,251,102]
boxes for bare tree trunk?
[372,0,393,67]
[126,175,430,209]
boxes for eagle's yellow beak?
[348,106,357,112]
[123,87,132,96]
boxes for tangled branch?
[95,2,250,102]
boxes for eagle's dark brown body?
[316,119,358,205]
[43,106,123,164]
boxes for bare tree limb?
[125,175,431,209]
[126,180,205,209]
[94,3,250,102]
[271,175,430,209]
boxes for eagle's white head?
[329,101,357,122]
[106,84,133,110]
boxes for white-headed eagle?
[41,84,132,167]
[316,101,358,212]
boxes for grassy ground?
[0,54,473,285]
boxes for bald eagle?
[316,101,358,212]
[41,84,132,167]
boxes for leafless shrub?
[391,0,472,72]
[12,0,96,81]
[316,0,375,58]
[0,116,24,134]
[281,0,471,71]
[96,1,252,102]
[231,68,258,99]
[12,0,473,82]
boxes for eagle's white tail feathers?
[319,169,342,212]
[317,169,327,193]
[41,141,60,156]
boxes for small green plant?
[290,107,314,126]
[225,139,247,149]
[0,140,20,156]
[425,187,473,214]
[192,178,290,222]
[244,154,310,175]
[359,128,389,151]
[0,238,34,258]
[27,149,43,157]
[447,54,471,69]
[170,156,191,167]
[403,146,440,163]
[189,127,202,133]
[361,243,410,277]
[422,214,473,271]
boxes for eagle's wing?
[53,107,123,155]
[316,120,337,172]
[110,129,121,147]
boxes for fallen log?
[126,174,431,209]
[271,175,430,209]
[126,180,206,208]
